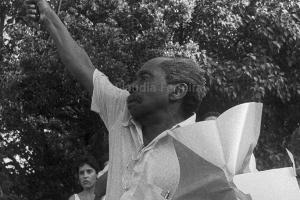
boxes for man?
[25,1,207,199]
[201,111,220,121]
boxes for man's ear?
[169,83,188,101]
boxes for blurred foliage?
[0,0,299,199]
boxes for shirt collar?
[139,113,197,152]
[170,113,196,130]
[121,115,137,127]
[122,113,196,129]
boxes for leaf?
[272,41,281,49]
[292,14,300,21]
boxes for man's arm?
[25,0,95,94]
[25,0,129,129]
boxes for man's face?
[127,58,171,119]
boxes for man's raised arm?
[24,0,95,94]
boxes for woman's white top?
[74,194,80,200]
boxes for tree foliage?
[0,0,299,199]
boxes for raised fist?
[24,0,52,23]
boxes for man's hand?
[24,0,52,23]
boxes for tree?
[0,0,299,199]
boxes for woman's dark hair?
[76,155,100,174]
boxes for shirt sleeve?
[91,69,129,129]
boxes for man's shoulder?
[108,106,132,129]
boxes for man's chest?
[131,136,179,187]
[123,136,180,199]
[110,124,180,199]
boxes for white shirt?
[91,69,196,200]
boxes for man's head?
[201,111,220,121]
[127,57,207,120]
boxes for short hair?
[159,57,207,116]
[76,155,100,174]
[201,111,221,121]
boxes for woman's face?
[78,163,97,190]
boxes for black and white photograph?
[0,0,300,200]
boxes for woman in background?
[69,155,99,200]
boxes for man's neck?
[139,110,187,146]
